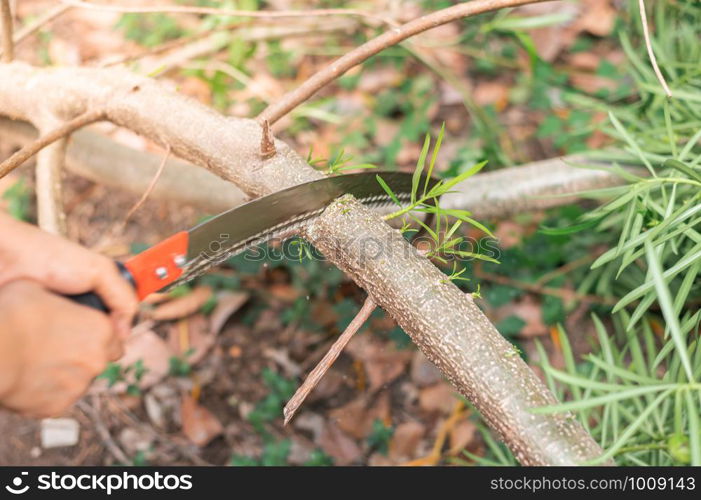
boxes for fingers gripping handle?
[66,262,136,313]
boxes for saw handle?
[64,231,189,311]
[65,262,136,313]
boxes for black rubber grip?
[65,262,135,313]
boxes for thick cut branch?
[306,198,606,464]
[0,63,608,463]
[258,0,552,124]
[0,117,628,218]
[440,156,630,218]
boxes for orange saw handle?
[65,231,189,312]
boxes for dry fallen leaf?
[577,0,616,37]
[180,394,223,447]
[448,418,478,455]
[209,291,249,335]
[496,295,548,339]
[329,392,391,440]
[389,421,426,461]
[167,315,215,365]
[410,351,442,388]
[474,81,510,111]
[319,422,362,466]
[114,329,171,390]
[419,383,457,414]
[346,335,412,392]
[151,286,213,321]
[268,284,301,303]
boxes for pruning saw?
[68,171,438,311]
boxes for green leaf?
[412,133,431,203]
[595,389,674,464]
[685,391,701,465]
[375,175,401,207]
[644,240,694,381]
[531,385,673,414]
[664,159,701,183]
[429,161,487,197]
[424,123,445,196]
[540,216,603,235]
[608,111,655,175]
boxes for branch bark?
[0,62,609,464]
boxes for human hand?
[0,280,124,417]
[0,214,138,338]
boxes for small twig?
[283,296,376,425]
[122,145,171,224]
[1,3,71,57]
[0,109,105,179]
[258,0,550,124]
[60,0,393,26]
[638,0,671,98]
[0,0,13,62]
[78,397,130,464]
[92,145,171,252]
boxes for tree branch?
[60,0,393,26]
[258,0,552,124]
[0,0,13,62]
[1,3,71,58]
[284,296,376,426]
[0,117,247,213]
[0,116,628,219]
[0,109,105,179]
